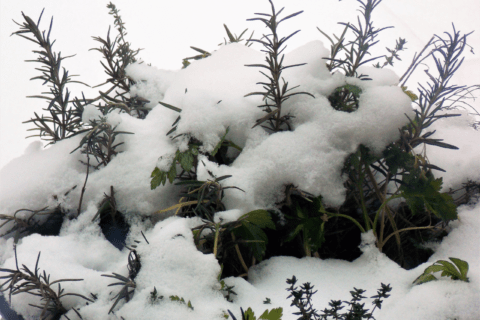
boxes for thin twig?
[77,144,91,216]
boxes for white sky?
[0,0,479,170]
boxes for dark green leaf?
[259,307,283,320]
[241,210,275,229]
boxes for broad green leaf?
[401,177,457,221]
[436,260,462,279]
[449,258,469,281]
[190,145,199,155]
[241,210,275,229]
[259,308,283,320]
[414,257,470,285]
[244,307,256,320]
[236,221,268,261]
[151,167,167,189]
[167,164,177,184]
[178,149,194,172]
[423,264,445,275]
[413,273,437,285]
[424,192,457,222]
[383,143,415,175]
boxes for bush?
[1,0,478,319]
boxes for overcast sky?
[1,0,479,170]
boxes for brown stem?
[77,145,90,216]
[231,232,249,275]
[381,226,434,247]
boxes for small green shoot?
[227,307,283,320]
[169,295,194,310]
[413,257,469,285]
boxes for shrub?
[1,0,478,319]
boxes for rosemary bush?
[1,0,479,319]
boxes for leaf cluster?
[285,196,327,257]
[244,0,314,132]
[328,84,363,113]
[147,287,194,311]
[101,237,144,314]
[233,210,276,262]
[227,307,283,320]
[303,3,478,266]
[286,276,392,320]
[399,25,479,154]
[167,175,240,221]
[189,209,274,279]
[88,17,149,119]
[401,175,457,222]
[0,251,92,320]
[413,257,469,285]
[151,143,199,189]
[151,103,241,191]
[286,276,320,320]
[12,10,89,144]
[373,37,407,68]
[319,0,393,76]
[71,117,132,169]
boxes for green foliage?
[374,37,407,68]
[8,1,480,318]
[149,0,475,272]
[286,276,392,320]
[245,0,314,132]
[12,9,89,144]
[148,287,163,304]
[91,2,144,118]
[319,0,393,76]
[401,175,457,222]
[219,279,237,303]
[0,250,92,319]
[304,1,477,266]
[101,238,144,314]
[413,257,469,285]
[151,103,238,190]
[219,24,255,46]
[234,210,276,261]
[212,127,230,157]
[147,288,194,310]
[169,295,194,310]
[328,84,363,113]
[285,196,326,256]
[382,143,415,176]
[227,307,283,320]
[151,144,199,189]
[71,117,133,168]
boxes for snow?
[421,109,480,192]
[1,35,479,320]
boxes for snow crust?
[0,39,479,320]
